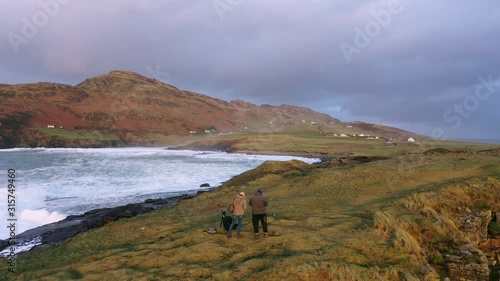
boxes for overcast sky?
[1,0,499,141]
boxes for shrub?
[488,221,500,236]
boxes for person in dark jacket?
[249,189,269,238]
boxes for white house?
[47,125,55,128]
[189,131,196,134]
[408,138,415,143]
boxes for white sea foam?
[18,209,66,234]
[0,236,42,257]
[0,148,319,239]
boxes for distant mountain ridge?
[0,70,423,148]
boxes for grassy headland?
[1,134,499,280]
[176,131,497,157]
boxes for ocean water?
[0,147,318,239]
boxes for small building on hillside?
[47,125,55,128]
[408,137,415,143]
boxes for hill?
[0,70,422,148]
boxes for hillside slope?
[0,70,421,148]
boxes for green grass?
[191,131,498,157]
[38,128,119,141]
[488,222,500,235]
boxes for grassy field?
[37,128,120,141]
[1,141,499,280]
[180,131,498,157]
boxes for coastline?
[1,146,498,279]
[228,149,348,162]
[0,147,323,257]
[165,143,345,162]
[0,193,201,257]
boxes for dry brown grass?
[1,149,499,280]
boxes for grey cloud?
[1,0,499,140]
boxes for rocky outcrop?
[443,244,490,281]
[460,210,492,244]
[443,209,500,280]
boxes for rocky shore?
[0,193,196,256]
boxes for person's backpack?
[220,211,238,231]
[227,202,234,213]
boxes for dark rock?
[42,220,88,244]
[459,210,491,244]
[117,211,134,218]
[200,183,210,188]
[0,240,9,250]
[441,210,495,280]
[494,212,500,224]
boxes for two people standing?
[227,189,268,239]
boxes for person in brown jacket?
[227,192,247,238]
[249,189,269,238]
